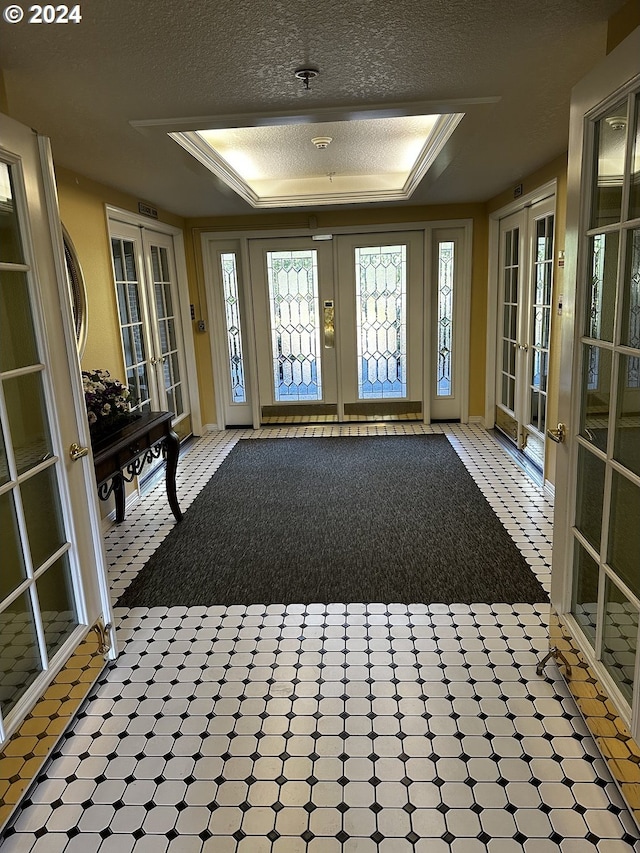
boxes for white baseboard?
[544,479,555,499]
[204,423,220,432]
[468,415,486,426]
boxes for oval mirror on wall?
[62,225,88,357]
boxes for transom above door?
[249,233,424,423]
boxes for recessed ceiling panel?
[170,112,464,207]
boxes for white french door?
[552,26,640,776]
[495,197,555,469]
[248,232,424,421]
[109,220,190,430]
[0,114,112,743]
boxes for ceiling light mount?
[311,136,332,150]
[605,115,627,131]
[295,67,319,90]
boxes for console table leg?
[113,474,125,524]
[165,429,183,522]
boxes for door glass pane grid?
[111,238,151,412]
[529,215,554,434]
[150,246,183,417]
[266,250,322,402]
[355,245,407,400]
[436,241,454,397]
[500,228,518,412]
[586,233,618,346]
[220,253,247,404]
[0,155,80,738]
[621,229,640,392]
[601,574,638,705]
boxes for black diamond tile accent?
[272,802,284,812]
[267,830,281,842]
[232,830,246,842]
[370,803,383,814]
[303,802,317,813]
[477,831,491,844]
[337,802,349,814]
[301,829,315,842]
[403,803,416,814]
[406,831,420,844]
[336,830,350,843]
[370,831,384,844]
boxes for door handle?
[69,442,90,461]
[546,423,566,443]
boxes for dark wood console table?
[92,411,183,524]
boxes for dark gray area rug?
[116,435,547,608]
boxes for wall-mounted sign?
[138,202,158,219]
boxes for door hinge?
[92,618,113,655]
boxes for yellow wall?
[606,0,640,52]
[56,167,185,383]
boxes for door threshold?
[491,428,543,486]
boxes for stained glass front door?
[250,233,424,422]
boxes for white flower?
[87,411,97,425]
[101,403,111,415]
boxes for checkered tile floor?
[2,424,638,852]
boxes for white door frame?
[202,219,472,430]
[106,205,202,435]
[485,179,558,431]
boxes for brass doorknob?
[546,423,566,443]
[69,442,89,461]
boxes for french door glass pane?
[0,162,25,264]
[36,555,77,659]
[150,246,183,417]
[579,344,611,452]
[0,491,27,601]
[0,157,79,733]
[586,233,618,342]
[0,592,40,717]
[221,253,247,404]
[529,217,552,435]
[575,445,605,552]
[591,99,628,228]
[571,542,599,646]
[355,245,407,399]
[628,94,640,220]
[621,228,640,350]
[607,471,640,598]
[266,250,322,402]
[112,238,151,412]
[5,371,53,475]
[602,577,637,704]
[21,466,66,570]
[0,271,38,371]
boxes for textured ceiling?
[0,0,630,217]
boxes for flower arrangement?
[82,369,138,440]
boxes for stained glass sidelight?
[266,250,322,401]
[436,242,454,397]
[355,245,407,399]
[220,253,247,404]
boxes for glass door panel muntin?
[566,87,640,720]
[0,153,82,737]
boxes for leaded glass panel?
[529,215,554,434]
[579,344,611,452]
[150,245,184,418]
[355,245,407,400]
[436,241,454,397]
[630,94,640,220]
[221,253,247,404]
[586,233,618,343]
[266,250,322,402]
